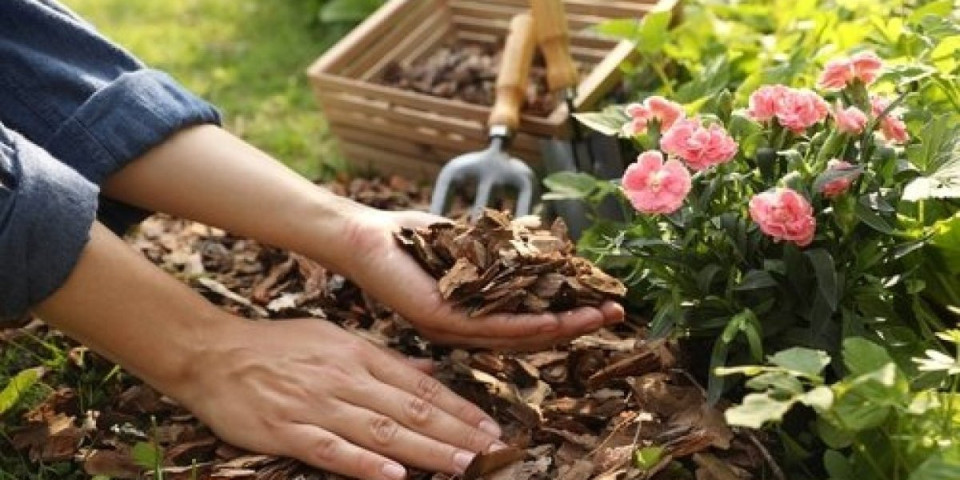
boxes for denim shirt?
[0,0,222,319]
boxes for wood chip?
[394,209,626,316]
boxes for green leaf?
[131,441,163,470]
[842,337,893,376]
[745,371,804,395]
[634,10,672,55]
[0,367,43,416]
[805,249,838,311]
[725,392,793,428]
[800,386,834,412]
[903,119,960,201]
[573,109,628,136]
[734,269,778,291]
[769,347,831,378]
[855,199,895,234]
[542,172,599,200]
[908,456,960,480]
[823,450,854,480]
[817,416,854,449]
[633,446,665,471]
[594,19,641,40]
[320,0,384,23]
[908,0,956,25]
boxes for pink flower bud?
[749,188,817,247]
[621,150,692,215]
[871,96,909,144]
[832,103,868,135]
[821,159,860,199]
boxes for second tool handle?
[530,0,578,92]
[489,12,536,132]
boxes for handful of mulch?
[395,209,626,316]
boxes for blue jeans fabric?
[0,0,222,319]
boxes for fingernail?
[454,450,475,473]
[381,462,406,480]
[489,441,508,452]
[479,419,502,437]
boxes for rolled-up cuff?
[43,68,222,185]
[0,128,98,319]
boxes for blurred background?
[63,0,386,180]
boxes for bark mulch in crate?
[379,42,569,118]
[1,176,778,480]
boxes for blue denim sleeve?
[0,0,223,318]
[0,0,222,186]
[0,125,98,319]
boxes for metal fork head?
[429,138,537,220]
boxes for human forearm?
[34,221,232,391]
[101,125,367,275]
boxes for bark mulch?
[1,175,778,480]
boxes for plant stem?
[651,58,676,96]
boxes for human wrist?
[296,190,388,277]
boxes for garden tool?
[429,13,538,219]
[531,0,626,238]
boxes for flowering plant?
[545,50,960,399]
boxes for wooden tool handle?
[489,12,535,131]
[530,0,578,92]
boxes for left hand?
[338,209,625,350]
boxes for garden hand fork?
[429,12,538,219]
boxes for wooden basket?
[307,0,675,180]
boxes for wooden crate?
[307,0,676,180]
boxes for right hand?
[170,317,505,480]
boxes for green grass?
[62,0,350,179]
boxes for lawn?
[62,0,350,179]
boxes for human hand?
[339,209,625,350]
[171,318,505,480]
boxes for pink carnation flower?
[748,85,790,122]
[871,96,909,144]
[817,51,884,90]
[621,96,685,136]
[660,118,738,171]
[775,89,829,134]
[749,188,817,247]
[621,151,692,215]
[821,159,860,199]
[818,59,855,90]
[832,102,868,135]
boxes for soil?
[0,174,776,480]
[379,42,567,117]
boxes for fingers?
[284,423,408,480]
[419,304,622,350]
[390,210,451,229]
[430,302,606,339]
[368,359,503,439]
[325,402,484,475]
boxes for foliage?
[548,2,960,478]
[719,333,960,480]
[552,2,960,402]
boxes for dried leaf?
[462,446,527,480]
